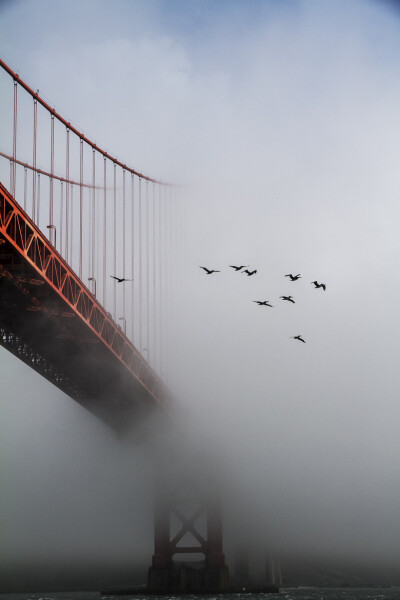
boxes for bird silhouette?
[285,273,301,281]
[253,300,273,307]
[242,269,257,276]
[311,280,326,290]
[110,276,132,283]
[291,335,306,343]
[200,266,220,274]
[280,295,295,303]
[230,265,248,271]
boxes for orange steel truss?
[0,181,169,430]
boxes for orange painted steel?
[0,181,169,430]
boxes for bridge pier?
[148,563,230,594]
[147,449,230,593]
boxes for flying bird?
[291,335,306,343]
[253,300,273,307]
[280,295,295,303]
[110,276,132,283]
[242,269,257,276]
[311,280,326,290]
[285,273,301,281]
[200,266,220,274]
[230,265,248,271]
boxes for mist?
[2,0,400,589]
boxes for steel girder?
[0,181,169,430]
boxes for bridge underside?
[0,182,168,432]
[0,253,152,431]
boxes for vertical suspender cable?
[88,164,92,279]
[60,181,64,256]
[152,183,157,370]
[103,158,107,308]
[70,184,74,268]
[79,138,83,278]
[170,187,175,381]
[131,173,135,343]
[138,177,142,352]
[164,186,169,381]
[92,149,96,282]
[50,113,54,244]
[173,188,180,380]
[12,80,17,198]
[23,166,27,211]
[167,186,173,382]
[37,173,41,225]
[65,127,70,262]
[123,169,126,322]
[163,186,168,377]
[146,181,150,361]
[172,187,177,305]
[113,163,117,320]
[162,186,168,380]
[158,185,163,374]
[32,96,37,220]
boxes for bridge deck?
[0,182,169,431]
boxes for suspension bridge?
[0,57,230,593]
[0,57,180,431]
[0,59,279,594]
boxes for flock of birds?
[200,265,327,344]
[109,267,326,345]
